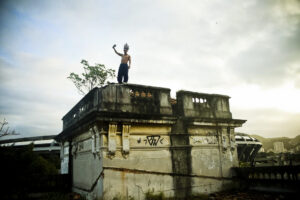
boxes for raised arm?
[112,45,123,56]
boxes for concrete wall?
[176,90,232,119]
[101,123,173,199]
[98,84,173,116]
[67,121,240,200]
[57,84,245,200]
[102,169,174,199]
[71,130,103,199]
[60,142,69,174]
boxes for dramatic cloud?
[0,0,299,139]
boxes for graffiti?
[144,135,164,146]
[192,136,203,144]
[137,138,141,143]
[136,136,165,146]
[191,136,217,144]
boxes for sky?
[0,0,300,139]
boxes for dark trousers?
[117,63,128,83]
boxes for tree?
[0,117,19,138]
[0,145,58,198]
[68,59,116,95]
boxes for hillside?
[238,133,300,151]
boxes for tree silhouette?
[0,118,19,138]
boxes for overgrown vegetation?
[68,59,116,95]
[144,190,209,200]
[145,190,165,200]
[239,162,251,167]
[111,194,134,200]
[38,192,70,200]
[0,145,60,200]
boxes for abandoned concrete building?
[56,83,246,200]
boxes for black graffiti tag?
[144,135,164,146]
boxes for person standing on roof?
[112,43,131,84]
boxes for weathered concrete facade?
[56,83,246,200]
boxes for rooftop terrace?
[61,83,234,131]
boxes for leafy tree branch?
[68,59,116,95]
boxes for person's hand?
[112,44,116,48]
[128,65,131,69]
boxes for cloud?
[0,53,82,137]
[226,0,300,88]
[234,107,300,138]
[0,0,299,139]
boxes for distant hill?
[237,133,300,151]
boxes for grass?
[145,190,165,200]
[144,190,209,200]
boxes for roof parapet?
[62,84,235,131]
[176,90,232,119]
[62,83,173,130]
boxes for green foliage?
[189,193,209,200]
[111,194,135,200]
[129,196,135,200]
[39,192,70,200]
[144,190,210,200]
[112,194,125,200]
[239,162,251,167]
[0,145,57,176]
[29,155,57,175]
[112,196,122,200]
[68,59,116,95]
[145,190,165,200]
[0,145,59,199]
